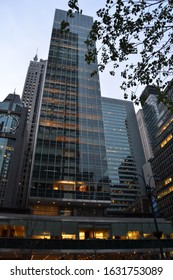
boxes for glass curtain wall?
[0,99,22,205]
[102,98,141,212]
[30,10,110,210]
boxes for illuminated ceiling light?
[58,180,75,184]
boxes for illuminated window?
[127,231,141,239]
[158,185,173,199]
[159,118,173,135]
[79,185,87,192]
[160,134,173,148]
[53,181,75,191]
[0,225,25,238]
[62,233,76,239]
[164,177,172,186]
[32,233,51,239]
[79,229,109,240]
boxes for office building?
[0,9,173,261]
[0,93,27,207]
[28,9,110,216]
[140,83,173,219]
[136,109,153,161]
[102,97,146,214]
[140,85,163,151]
[20,56,47,208]
[149,84,173,219]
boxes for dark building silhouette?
[140,83,173,219]
[0,93,27,207]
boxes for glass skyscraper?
[0,94,27,207]
[140,85,163,152]
[140,84,173,219]
[29,9,110,216]
[102,97,146,213]
[1,10,173,260]
[136,109,153,162]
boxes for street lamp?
[134,173,164,260]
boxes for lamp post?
[134,173,164,260]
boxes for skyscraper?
[139,83,173,219]
[1,9,173,261]
[28,9,110,216]
[20,56,47,208]
[136,109,153,162]
[102,97,146,214]
[0,93,27,207]
[140,85,162,152]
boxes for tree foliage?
[64,0,173,105]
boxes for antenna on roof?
[33,48,38,61]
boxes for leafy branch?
[64,0,173,109]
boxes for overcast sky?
[0,0,143,110]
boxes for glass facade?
[0,94,25,206]
[150,90,173,219]
[102,98,146,213]
[140,86,165,151]
[0,214,172,241]
[140,84,173,219]
[29,9,110,213]
[0,213,172,260]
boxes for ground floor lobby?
[0,211,173,259]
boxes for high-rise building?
[140,83,173,219]
[0,93,27,207]
[20,56,47,208]
[28,9,110,216]
[150,85,173,219]
[140,85,163,151]
[1,9,173,261]
[136,109,153,162]
[102,97,146,214]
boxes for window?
[161,134,173,148]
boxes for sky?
[0,0,143,110]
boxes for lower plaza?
[0,210,173,259]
